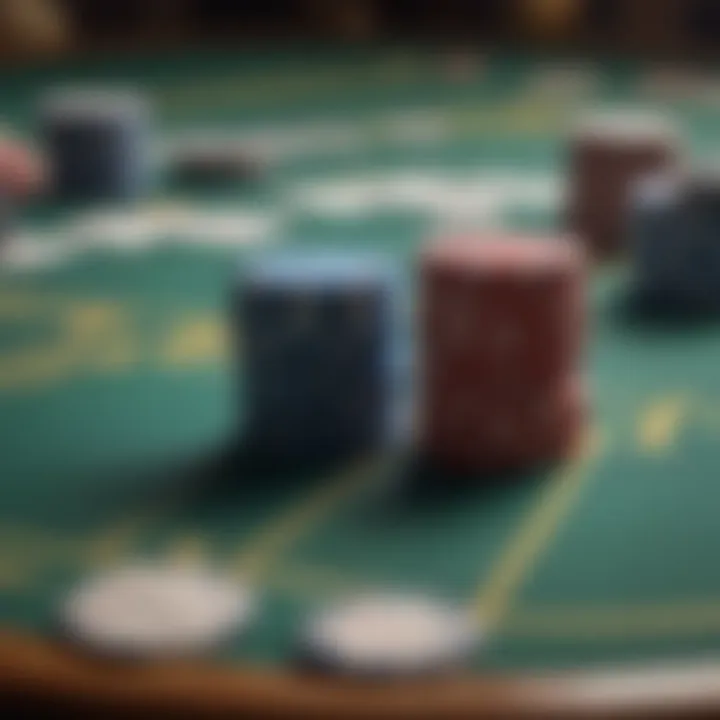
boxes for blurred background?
[0,0,718,64]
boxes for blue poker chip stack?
[236,251,399,462]
[39,88,152,202]
[630,170,720,314]
[630,174,685,307]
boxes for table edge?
[2,630,720,718]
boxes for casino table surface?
[4,48,720,717]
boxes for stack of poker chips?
[420,234,586,473]
[236,251,399,462]
[0,138,44,244]
[168,135,265,187]
[38,88,152,202]
[630,169,720,313]
[566,110,679,259]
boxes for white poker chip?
[171,210,277,247]
[71,210,159,252]
[302,593,479,676]
[0,232,77,272]
[294,178,383,218]
[61,564,255,659]
[429,183,502,224]
[571,109,677,147]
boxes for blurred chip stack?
[566,110,680,259]
[421,235,586,473]
[631,169,720,313]
[39,88,153,202]
[237,251,399,463]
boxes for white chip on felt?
[571,108,678,146]
[293,178,382,217]
[170,210,277,247]
[271,122,366,160]
[71,209,159,252]
[61,564,255,659]
[428,181,503,229]
[377,172,447,208]
[497,173,564,211]
[140,201,194,236]
[304,593,479,675]
[381,109,450,146]
[0,232,77,272]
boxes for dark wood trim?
[2,630,720,718]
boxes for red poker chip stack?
[565,111,679,260]
[420,235,586,473]
[0,139,45,198]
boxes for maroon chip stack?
[566,112,679,259]
[421,235,586,473]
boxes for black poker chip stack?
[39,87,153,203]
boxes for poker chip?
[630,168,720,314]
[301,593,479,677]
[238,250,399,461]
[0,231,76,272]
[60,564,255,659]
[421,234,586,472]
[169,136,265,184]
[428,182,502,228]
[170,209,277,247]
[566,109,680,259]
[294,177,383,218]
[0,138,45,198]
[39,87,153,202]
[71,209,160,252]
[570,109,678,147]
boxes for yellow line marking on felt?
[475,426,604,630]
[233,455,391,582]
[0,296,136,391]
[161,316,227,368]
[637,395,689,453]
[508,600,720,639]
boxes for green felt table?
[3,48,720,718]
